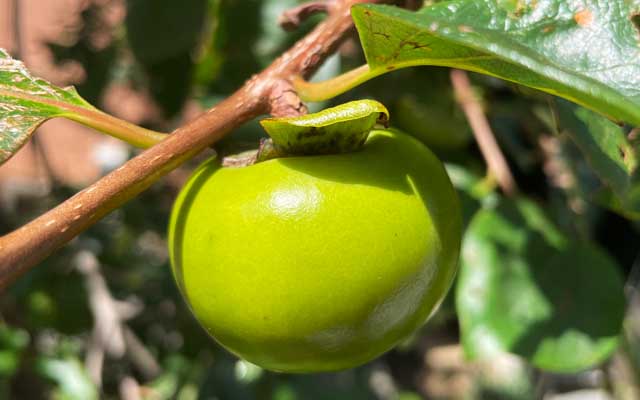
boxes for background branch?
[450,69,518,196]
[0,0,379,290]
[279,1,329,31]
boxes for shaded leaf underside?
[557,100,640,217]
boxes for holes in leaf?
[633,14,640,36]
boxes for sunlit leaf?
[36,357,98,400]
[456,198,625,372]
[352,0,640,125]
[0,49,95,165]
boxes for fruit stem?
[294,64,374,102]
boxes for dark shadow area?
[595,209,640,273]
[556,99,631,198]
[458,189,481,230]
[50,11,117,106]
[510,236,625,361]
[125,0,207,117]
[143,51,197,117]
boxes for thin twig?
[279,1,329,31]
[123,327,161,381]
[0,0,381,289]
[450,69,518,196]
[76,250,143,388]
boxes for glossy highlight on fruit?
[168,129,461,373]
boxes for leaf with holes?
[456,198,625,372]
[351,0,640,125]
[0,49,165,165]
[0,49,96,164]
[557,100,640,218]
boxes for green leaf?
[196,0,263,94]
[258,99,389,159]
[36,357,98,400]
[556,100,640,218]
[350,1,640,125]
[0,49,165,164]
[394,93,471,151]
[0,324,29,377]
[0,49,94,164]
[456,198,625,372]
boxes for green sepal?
[258,100,389,161]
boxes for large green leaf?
[556,100,640,218]
[0,49,96,164]
[351,1,640,125]
[456,198,625,372]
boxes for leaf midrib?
[0,88,97,119]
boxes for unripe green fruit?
[395,95,471,151]
[168,129,461,373]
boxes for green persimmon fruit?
[395,95,471,151]
[168,128,461,373]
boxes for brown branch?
[0,0,379,290]
[450,69,518,196]
[119,376,142,400]
[269,79,309,117]
[279,1,329,31]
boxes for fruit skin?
[168,129,461,373]
[395,95,471,151]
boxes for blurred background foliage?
[0,0,640,399]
